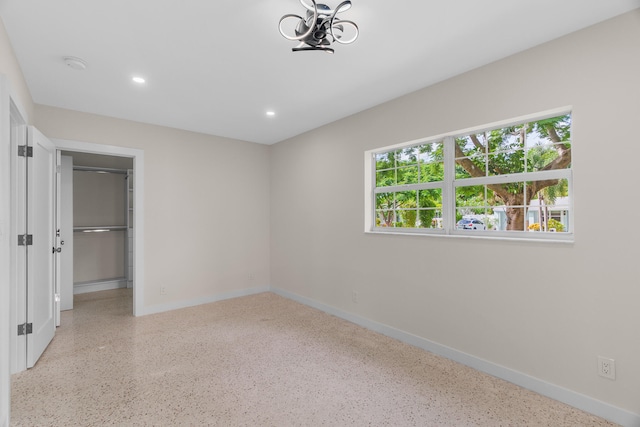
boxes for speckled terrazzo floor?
[10,289,617,427]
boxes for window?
[365,110,573,241]
[374,141,444,229]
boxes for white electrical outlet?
[597,356,616,380]
[352,291,358,303]
[160,286,167,296]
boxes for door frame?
[0,74,14,427]
[53,138,145,317]
[4,81,29,376]
[1,75,34,427]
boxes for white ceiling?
[1,1,638,145]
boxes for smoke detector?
[63,56,87,71]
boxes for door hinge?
[17,323,33,336]
[18,234,33,246]
[17,145,33,158]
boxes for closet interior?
[61,152,134,299]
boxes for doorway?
[52,138,145,318]
[59,151,134,311]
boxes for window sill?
[366,228,574,244]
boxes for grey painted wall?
[270,10,640,414]
[35,107,272,308]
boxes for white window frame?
[364,107,574,242]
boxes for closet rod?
[74,225,127,232]
[73,165,129,174]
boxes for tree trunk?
[506,206,526,231]
[500,192,526,230]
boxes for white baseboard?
[74,278,127,294]
[271,287,640,427]
[142,286,270,316]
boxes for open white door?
[26,126,56,368]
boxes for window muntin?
[376,189,443,229]
[454,117,571,179]
[454,178,570,233]
[375,142,443,188]
[368,111,572,240]
[374,141,444,230]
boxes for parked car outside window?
[456,218,486,230]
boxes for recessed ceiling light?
[266,111,276,117]
[132,76,146,84]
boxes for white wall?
[35,106,271,311]
[270,10,640,421]
[0,19,33,122]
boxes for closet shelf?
[74,226,127,232]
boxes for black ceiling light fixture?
[279,0,358,54]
